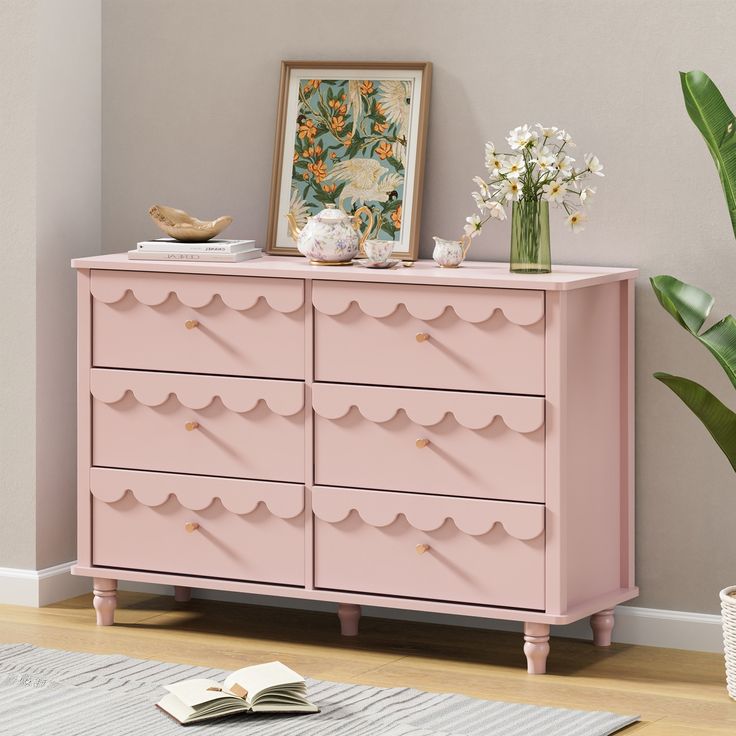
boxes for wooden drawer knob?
[416,543,431,555]
[185,319,199,330]
[184,421,200,431]
[415,438,430,448]
[184,522,200,533]
[415,332,430,342]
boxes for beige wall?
[0,1,38,569]
[100,0,736,614]
[35,0,101,568]
[0,0,100,572]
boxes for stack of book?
[128,238,262,262]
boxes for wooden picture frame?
[266,61,432,260]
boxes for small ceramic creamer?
[287,204,374,265]
[432,235,472,268]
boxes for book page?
[163,678,234,707]
[250,702,320,713]
[158,693,198,723]
[157,693,251,724]
[223,661,304,703]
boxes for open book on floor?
[156,660,319,725]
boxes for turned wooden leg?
[337,603,361,636]
[93,578,117,626]
[523,622,550,674]
[174,586,192,602]
[590,608,615,647]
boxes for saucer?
[354,258,401,269]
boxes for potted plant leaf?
[652,70,736,698]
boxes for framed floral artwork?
[267,61,432,260]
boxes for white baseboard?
[119,581,725,654]
[563,604,723,653]
[0,561,91,607]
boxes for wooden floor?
[0,591,734,734]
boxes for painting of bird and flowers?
[268,63,431,259]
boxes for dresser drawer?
[91,270,305,379]
[313,383,545,502]
[313,487,544,609]
[313,281,544,393]
[91,468,305,585]
[91,369,304,482]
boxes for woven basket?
[720,585,736,700]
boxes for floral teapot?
[286,203,374,265]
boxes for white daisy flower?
[567,210,587,232]
[464,213,482,238]
[495,178,522,201]
[472,175,490,197]
[507,124,538,150]
[556,154,575,174]
[542,180,568,203]
[485,152,506,176]
[488,201,507,220]
[472,191,490,210]
[534,148,558,174]
[500,156,525,179]
[578,185,597,203]
[585,154,604,176]
[557,129,576,147]
[537,124,559,138]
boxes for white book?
[128,249,262,263]
[137,238,257,254]
[156,661,319,725]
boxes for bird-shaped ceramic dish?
[148,204,233,242]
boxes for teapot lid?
[314,203,350,223]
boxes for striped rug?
[0,643,638,735]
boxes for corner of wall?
[0,0,102,606]
[34,0,102,577]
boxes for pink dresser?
[71,254,638,674]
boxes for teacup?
[363,239,393,264]
[432,235,471,268]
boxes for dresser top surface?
[71,254,638,291]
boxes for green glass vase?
[510,199,551,274]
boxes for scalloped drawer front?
[91,369,304,481]
[91,468,305,584]
[91,270,305,379]
[313,487,545,609]
[313,383,544,502]
[313,281,544,393]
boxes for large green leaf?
[654,373,736,472]
[650,274,713,333]
[651,275,736,390]
[680,70,736,238]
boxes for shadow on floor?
[57,591,672,681]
